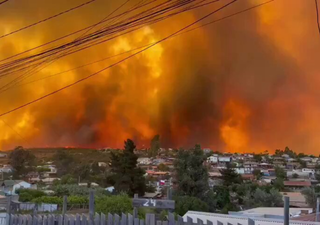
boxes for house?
[232,207,313,219]
[235,168,245,174]
[137,157,152,165]
[218,156,232,163]
[0,165,13,173]
[283,181,312,191]
[207,155,218,163]
[0,153,7,158]
[281,192,308,208]
[243,161,259,174]
[183,211,315,225]
[300,157,313,162]
[203,148,212,154]
[287,169,315,179]
[1,180,32,195]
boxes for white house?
[137,157,152,165]
[1,180,32,195]
[207,156,218,163]
[183,211,318,225]
[218,156,232,163]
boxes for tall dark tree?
[149,134,160,157]
[220,163,242,187]
[174,144,209,200]
[110,139,146,196]
[53,150,75,177]
[9,146,36,178]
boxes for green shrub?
[17,189,46,202]
[96,193,132,215]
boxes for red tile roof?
[283,181,311,187]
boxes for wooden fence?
[8,212,182,225]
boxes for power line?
[0,0,97,40]
[0,0,238,118]
[2,0,275,92]
[0,0,9,6]
[0,119,26,143]
[315,0,320,35]
[0,0,222,91]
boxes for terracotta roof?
[284,181,311,187]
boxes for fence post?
[133,194,138,218]
[284,196,289,225]
[6,196,11,225]
[317,197,320,222]
[89,189,95,225]
[248,218,255,225]
[62,195,67,224]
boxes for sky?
[0,0,320,154]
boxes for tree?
[302,187,317,208]
[174,196,209,216]
[220,164,242,187]
[253,169,262,180]
[174,144,209,200]
[9,146,36,178]
[212,186,231,210]
[284,146,296,158]
[157,163,169,171]
[244,188,282,208]
[53,150,75,177]
[149,135,160,157]
[110,139,146,196]
[275,166,287,179]
[253,154,262,162]
[273,178,284,191]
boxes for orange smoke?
[0,0,320,154]
[220,100,250,153]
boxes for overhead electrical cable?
[0,0,97,40]
[0,0,222,91]
[2,0,275,92]
[0,0,238,118]
[315,0,320,35]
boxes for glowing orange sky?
[0,0,320,154]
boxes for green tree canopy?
[220,164,242,187]
[53,150,75,177]
[275,166,287,179]
[244,188,283,208]
[9,146,36,178]
[174,196,209,216]
[302,187,318,208]
[174,144,209,200]
[110,139,146,196]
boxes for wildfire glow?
[0,0,319,154]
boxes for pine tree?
[220,163,242,187]
[110,139,146,196]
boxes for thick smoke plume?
[0,0,320,154]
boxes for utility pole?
[284,196,289,225]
